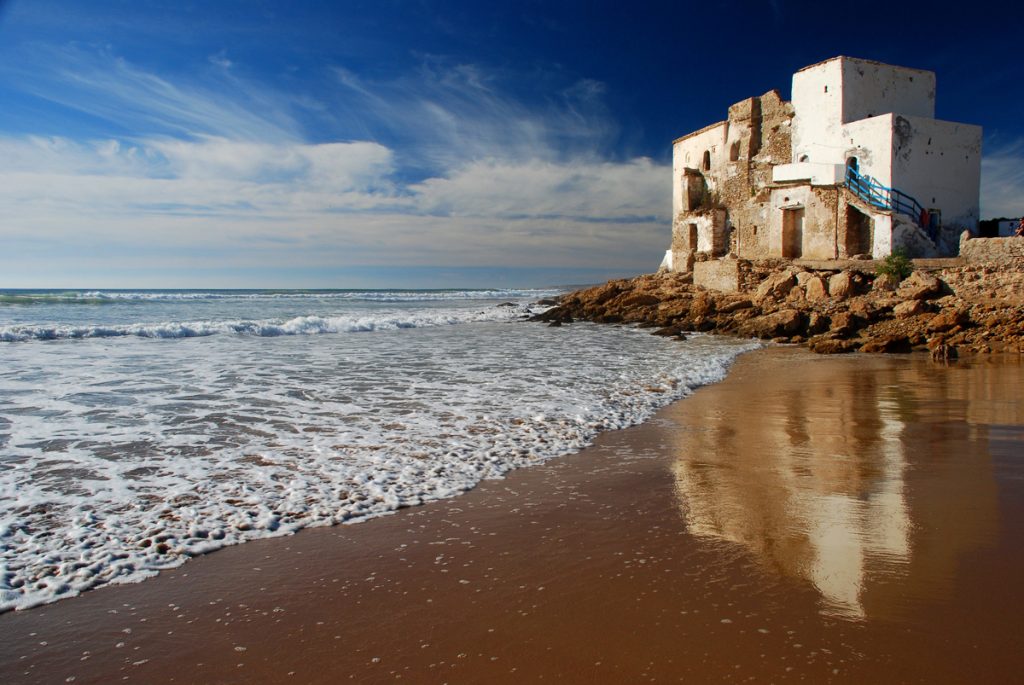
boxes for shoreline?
[534,263,1024,356]
[2,346,1023,683]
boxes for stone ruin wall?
[959,235,1024,266]
[672,90,795,269]
[719,91,794,260]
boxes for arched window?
[729,141,741,162]
[702,150,711,171]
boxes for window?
[729,141,740,162]
[702,150,711,171]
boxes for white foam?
[0,305,540,342]
[23,289,560,303]
[0,313,758,612]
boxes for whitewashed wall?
[791,59,845,165]
[842,114,898,186]
[672,122,727,217]
[890,115,982,233]
[840,59,934,123]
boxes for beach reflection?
[672,355,1015,620]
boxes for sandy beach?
[2,346,1023,684]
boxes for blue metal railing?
[844,166,936,240]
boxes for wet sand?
[2,347,1024,684]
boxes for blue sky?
[1,0,1021,288]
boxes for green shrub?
[876,248,913,281]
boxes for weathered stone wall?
[693,260,742,293]
[766,185,840,260]
[723,91,793,261]
[960,236,1024,265]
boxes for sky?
[0,0,1021,288]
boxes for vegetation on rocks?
[876,249,913,281]
[532,262,1024,357]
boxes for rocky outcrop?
[532,261,1024,356]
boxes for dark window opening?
[702,150,711,171]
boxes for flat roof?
[672,120,726,145]
[795,55,933,76]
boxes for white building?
[665,56,982,271]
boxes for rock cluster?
[532,263,1024,356]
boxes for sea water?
[0,289,758,611]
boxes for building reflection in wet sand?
[672,355,1018,620]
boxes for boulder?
[860,335,912,353]
[806,311,831,335]
[893,299,928,318]
[717,298,753,314]
[927,309,970,333]
[829,311,863,337]
[898,272,943,300]
[828,271,855,299]
[848,299,882,321]
[872,273,900,292]
[795,271,815,287]
[740,309,803,339]
[929,339,959,362]
[808,337,859,354]
[689,291,717,318]
[804,276,828,301]
[619,293,660,308]
[754,271,796,302]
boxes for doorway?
[782,208,804,259]
[845,205,873,256]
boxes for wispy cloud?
[5,45,301,141]
[981,138,1024,219]
[0,47,670,287]
[327,59,621,174]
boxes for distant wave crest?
[0,288,560,305]
[0,306,539,342]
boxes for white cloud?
[981,138,1024,218]
[0,49,672,286]
[10,45,300,142]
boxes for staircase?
[845,166,937,241]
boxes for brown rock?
[718,298,753,314]
[893,300,927,318]
[927,309,970,333]
[619,293,660,308]
[829,311,863,337]
[739,309,803,339]
[804,276,828,301]
[929,341,959,362]
[754,271,796,302]
[806,311,831,335]
[860,335,912,353]
[872,273,900,292]
[828,271,855,299]
[689,292,717,318]
[848,299,881,321]
[898,272,943,300]
[808,337,859,354]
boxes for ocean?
[0,288,758,611]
